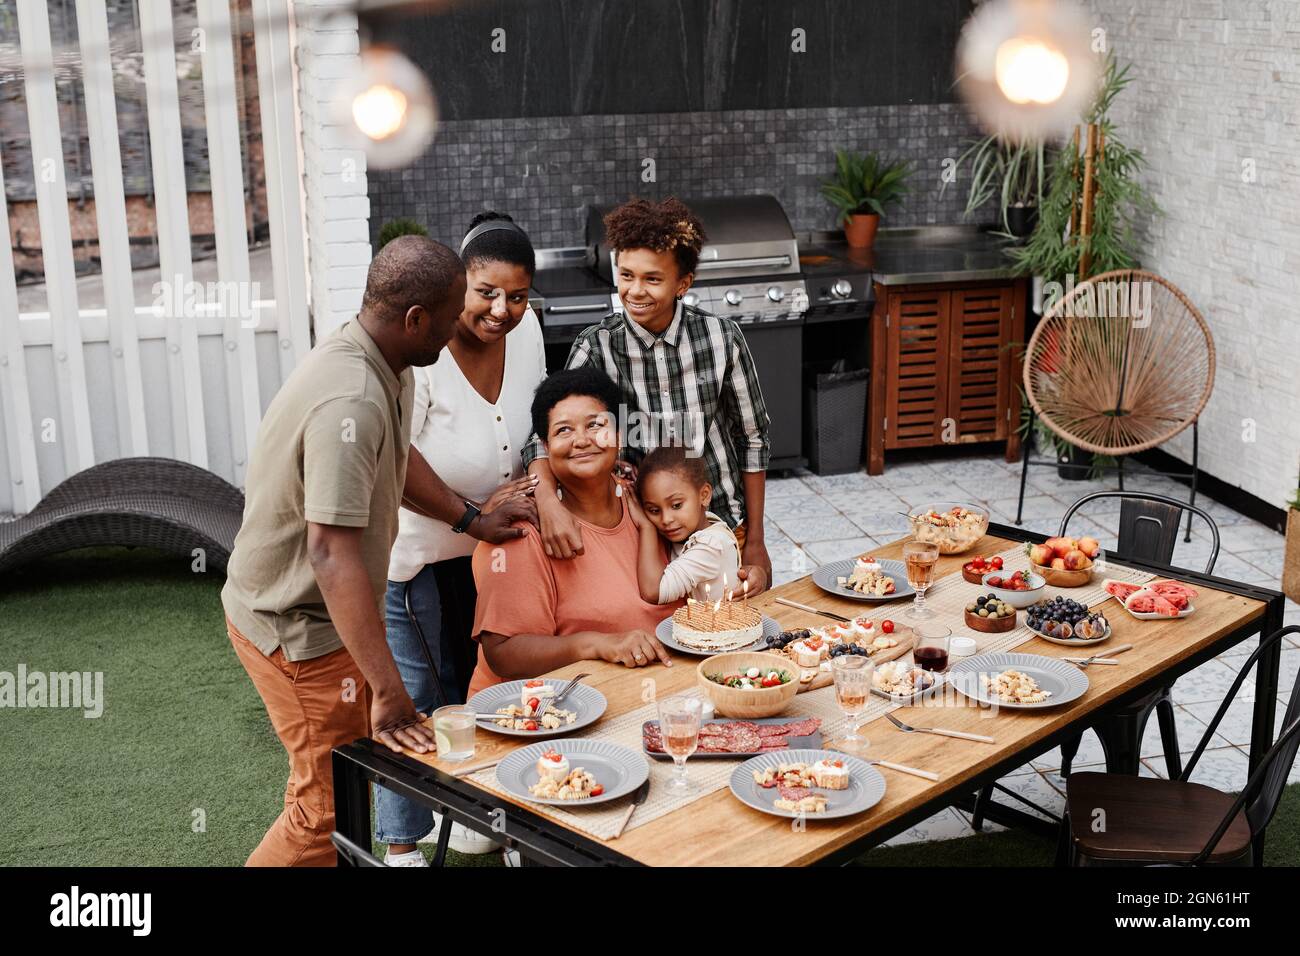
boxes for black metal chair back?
[330,831,387,867]
[1059,491,1221,575]
[1179,626,1300,864]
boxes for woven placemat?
[471,546,1153,840]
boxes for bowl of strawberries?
[1025,535,1103,588]
[981,569,1047,608]
[962,554,1005,584]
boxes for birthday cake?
[671,602,764,652]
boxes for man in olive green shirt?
[222,236,465,866]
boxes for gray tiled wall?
[368,102,989,249]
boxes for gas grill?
[529,194,876,472]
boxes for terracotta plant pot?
[1284,508,1300,603]
[844,213,880,249]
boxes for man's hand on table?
[371,690,438,755]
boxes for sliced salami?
[782,717,822,738]
[778,785,812,802]
[757,724,788,738]
[759,736,788,749]
[731,728,762,753]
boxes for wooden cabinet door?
[947,285,1014,443]
[884,288,950,449]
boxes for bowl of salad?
[906,502,990,555]
[697,651,799,718]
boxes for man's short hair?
[360,234,465,323]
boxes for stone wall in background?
[367,102,989,249]
[1086,0,1300,510]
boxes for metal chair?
[331,831,387,867]
[970,491,1221,831]
[1016,270,1216,542]
[1059,625,1300,866]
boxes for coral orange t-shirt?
[466,496,680,696]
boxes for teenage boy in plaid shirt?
[523,198,772,593]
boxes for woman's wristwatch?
[451,501,481,534]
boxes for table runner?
[471,545,1155,840]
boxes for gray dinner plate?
[640,715,824,759]
[729,748,886,820]
[811,558,915,603]
[947,652,1090,710]
[655,613,782,657]
[467,680,607,738]
[495,739,649,807]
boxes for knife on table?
[612,779,651,839]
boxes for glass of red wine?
[912,624,952,674]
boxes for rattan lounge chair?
[1016,269,1216,540]
[0,457,244,574]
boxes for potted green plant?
[1009,52,1158,476]
[820,151,911,249]
[949,136,1045,237]
[1285,480,1300,602]
[377,217,428,250]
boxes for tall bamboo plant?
[1010,52,1159,475]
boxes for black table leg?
[1248,598,1285,865]
[332,750,373,866]
[430,815,453,867]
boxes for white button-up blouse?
[387,308,547,582]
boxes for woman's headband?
[458,219,527,256]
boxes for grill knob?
[766,285,785,302]
[832,279,853,299]
[724,288,743,306]
[682,292,700,308]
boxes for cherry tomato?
[590,785,604,797]
[523,720,538,731]
[991,556,1004,569]
[881,619,895,634]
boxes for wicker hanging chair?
[1024,269,1215,455]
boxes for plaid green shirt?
[523,301,770,528]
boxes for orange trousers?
[228,619,370,867]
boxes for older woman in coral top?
[467,368,680,694]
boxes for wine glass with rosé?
[657,695,703,793]
[831,655,874,754]
[903,540,941,620]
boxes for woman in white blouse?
[377,212,547,865]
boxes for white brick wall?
[1084,0,1300,510]
[293,0,369,338]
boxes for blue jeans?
[373,557,478,845]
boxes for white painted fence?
[0,0,313,516]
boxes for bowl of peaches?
[1026,536,1103,588]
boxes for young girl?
[623,445,743,604]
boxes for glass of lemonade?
[432,705,476,761]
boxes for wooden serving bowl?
[1033,562,1094,588]
[964,608,1017,633]
[962,565,988,584]
[697,651,800,718]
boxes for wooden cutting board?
[782,625,916,693]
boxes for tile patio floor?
[763,452,1299,848]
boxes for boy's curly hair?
[603,197,708,276]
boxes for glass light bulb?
[352,84,408,141]
[995,37,1070,105]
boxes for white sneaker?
[415,812,499,856]
[384,848,429,867]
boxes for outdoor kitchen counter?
[799,224,1022,286]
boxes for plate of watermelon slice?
[1104,579,1198,619]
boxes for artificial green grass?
[2,547,1295,867]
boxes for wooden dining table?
[331,522,1286,867]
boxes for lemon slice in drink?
[433,718,453,755]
